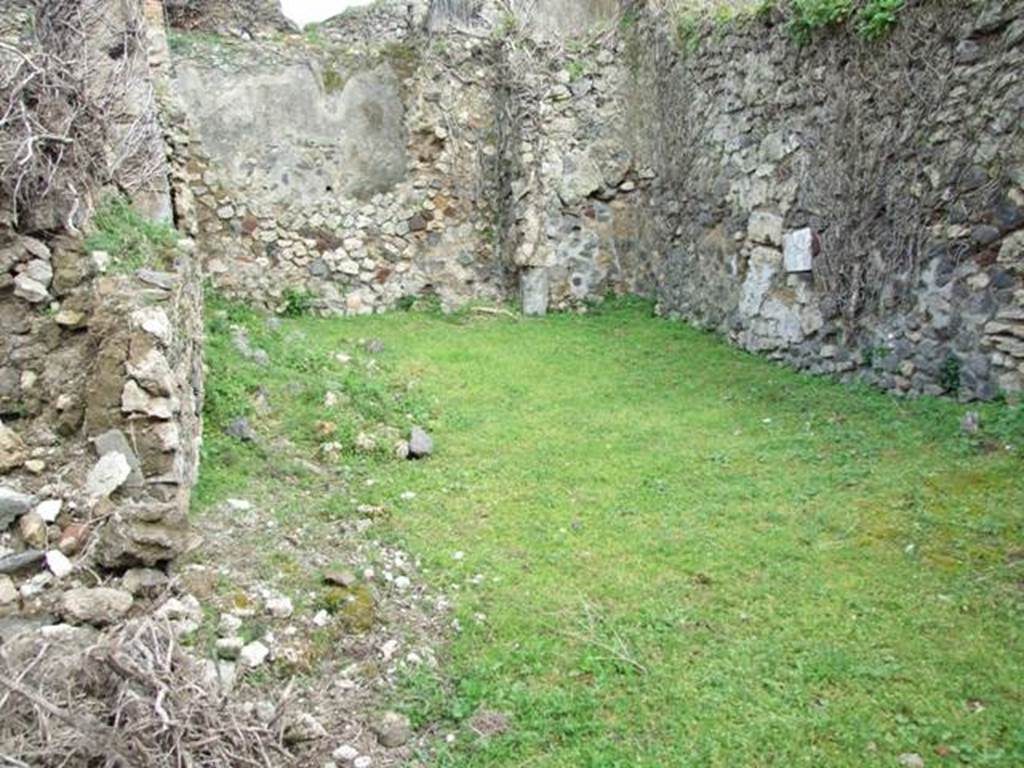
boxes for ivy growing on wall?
[788,0,907,43]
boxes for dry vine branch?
[0,0,164,229]
[0,619,294,767]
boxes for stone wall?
[426,0,618,36]
[625,0,1024,400]
[162,0,295,36]
[0,237,203,591]
[166,0,1023,399]
[170,8,508,314]
[1,1,202,612]
[169,1,648,315]
[494,34,655,314]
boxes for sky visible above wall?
[279,0,371,27]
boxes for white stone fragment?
[239,640,270,669]
[13,274,48,303]
[45,550,74,579]
[266,596,294,619]
[131,306,173,345]
[35,499,62,523]
[91,251,111,273]
[332,744,359,764]
[783,228,816,273]
[86,452,132,502]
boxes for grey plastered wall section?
[169,4,510,315]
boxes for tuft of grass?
[280,287,314,317]
[303,22,326,47]
[322,67,346,94]
[84,195,177,273]
[198,298,1024,766]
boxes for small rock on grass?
[239,640,270,668]
[216,637,244,660]
[373,711,412,748]
[225,417,257,443]
[266,595,293,618]
[407,427,433,459]
[218,613,243,636]
[354,432,376,452]
[961,411,980,435]
[332,744,359,764]
[284,713,327,744]
[899,754,925,768]
[324,570,358,588]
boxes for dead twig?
[470,305,519,319]
[0,618,294,767]
[561,599,649,675]
[0,0,163,227]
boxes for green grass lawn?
[197,298,1023,767]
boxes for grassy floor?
[197,298,1023,767]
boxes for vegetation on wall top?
[85,195,178,273]
[667,0,909,49]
